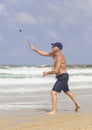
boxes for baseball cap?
[51,42,63,50]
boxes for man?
[30,42,80,114]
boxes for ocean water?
[0,65,92,111]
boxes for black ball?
[19,29,22,32]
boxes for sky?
[0,0,92,65]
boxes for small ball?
[19,29,22,32]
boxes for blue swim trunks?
[52,73,69,93]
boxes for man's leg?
[65,90,80,111]
[49,90,57,114]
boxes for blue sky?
[0,0,92,65]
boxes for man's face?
[52,46,59,52]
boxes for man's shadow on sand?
[34,108,50,113]
[34,108,70,114]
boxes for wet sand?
[0,110,92,130]
[0,88,92,130]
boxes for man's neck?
[54,50,61,56]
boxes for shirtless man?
[30,42,80,114]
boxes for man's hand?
[43,72,48,77]
[30,44,36,51]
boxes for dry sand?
[0,110,92,130]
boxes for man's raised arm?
[30,44,53,57]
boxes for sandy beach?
[0,88,92,130]
[0,110,92,130]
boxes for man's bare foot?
[47,111,56,115]
[75,104,80,112]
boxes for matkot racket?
[24,35,30,45]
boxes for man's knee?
[50,91,57,97]
[64,90,70,95]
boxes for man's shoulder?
[48,52,53,57]
[57,54,65,61]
